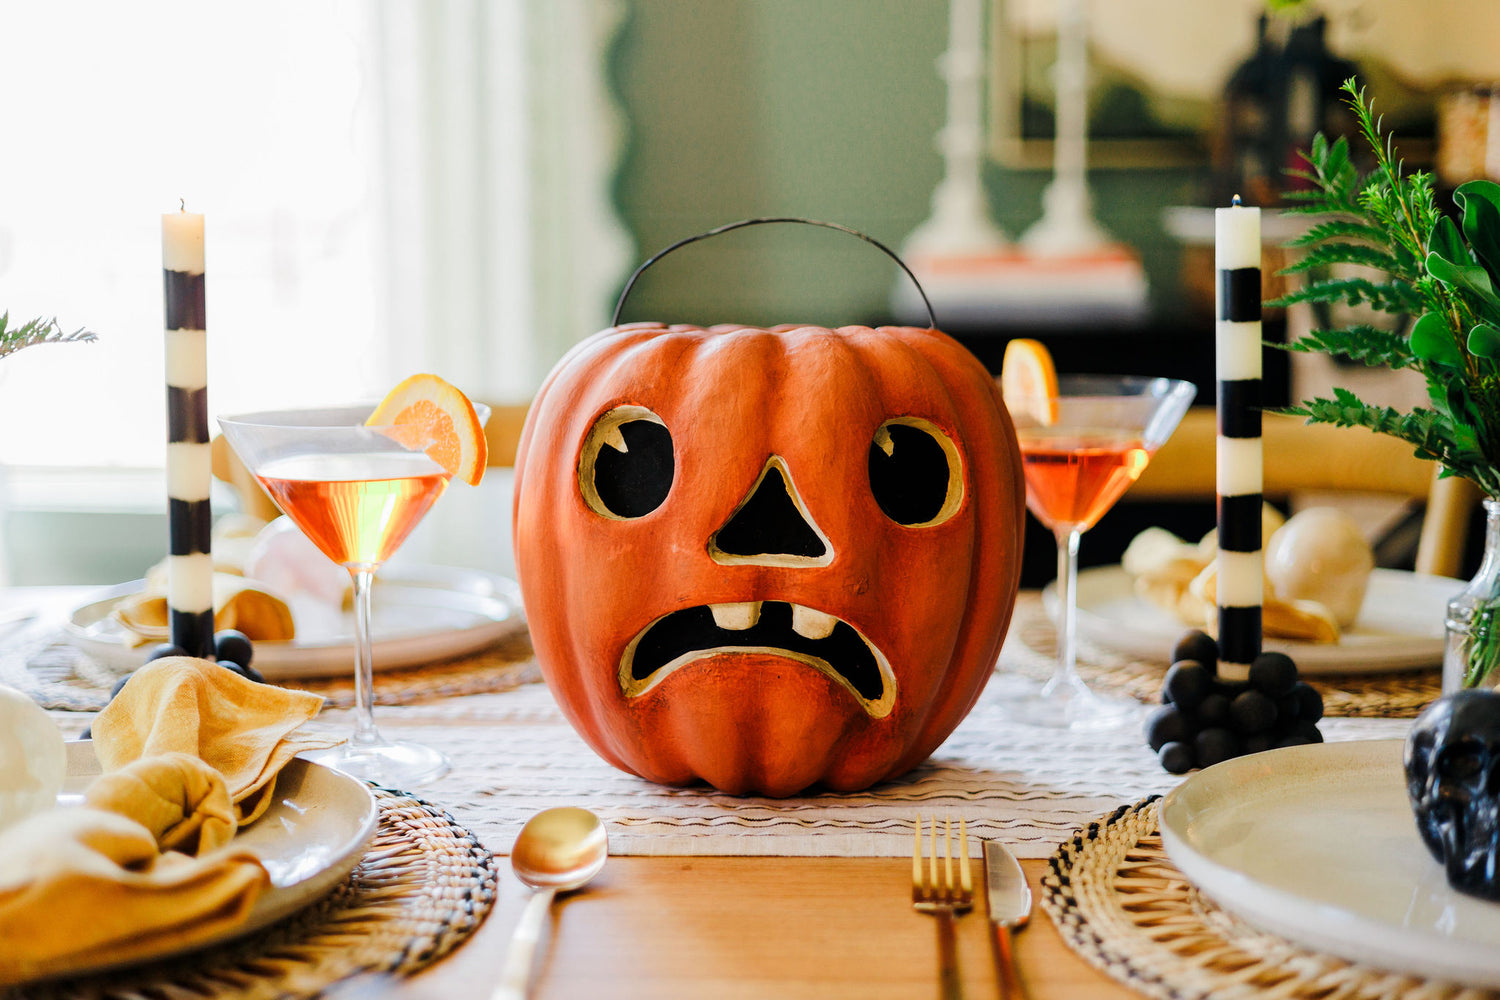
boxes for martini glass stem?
[1042,526,1083,698]
[348,566,383,749]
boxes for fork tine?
[943,815,954,899]
[928,816,938,892]
[912,816,924,895]
[959,817,972,896]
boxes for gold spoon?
[492,807,608,1000]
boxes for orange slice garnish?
[999,338,1060,425]
[366,374,488,486]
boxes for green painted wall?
[611,0,1207,330]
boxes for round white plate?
[1160,739,1500,988]
[1047,565,1457,674]
[55,739,378,978]
[64,565,526,680]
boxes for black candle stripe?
[164,270,206,330]
[1217,607,1262,664]
[1216,381,1262,438]
[1216,494,1264,552]
[170,608,215,659]
[168,498,213,556]
[167,386,209,443]
[1218,269,1261,322]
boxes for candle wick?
[1231,193,1242,207]
[180,198,186,212]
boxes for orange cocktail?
[1017,430,1151,533]
[218,375,488,787]
[255,452,450,570]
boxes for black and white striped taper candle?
[1215,195,1262,677]
[163,206,215,659]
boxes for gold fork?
[912,815,974,1000]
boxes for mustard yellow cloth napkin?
[84,753,237,856]
[0,802,268,987]
[92,657,341,824]
[112,573,297,647]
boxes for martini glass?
[1000,375,1195,729]
[218,402,489,787]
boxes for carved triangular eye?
[579,406,674,519]
[868,418,963,526]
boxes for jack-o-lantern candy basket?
[512,219,1027,796]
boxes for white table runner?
[337,679,1411,859]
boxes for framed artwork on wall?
[987,0,1498,172]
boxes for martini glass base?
[302,740,450,789]
[989,672,1143,730]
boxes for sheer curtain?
[373,0,632,403]
[372,0,633,574]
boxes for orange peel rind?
[999,338,1060,426]
[366,374,488,486]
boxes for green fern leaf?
[0,313,97,361]
[1280,324,1418,369]
[1284,219,1389,248]
[1269,276,1424,314]
[1279,243,1403,275]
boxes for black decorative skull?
[1405,690,1500,900]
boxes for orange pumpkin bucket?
[512,218,1026,796]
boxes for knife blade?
[984,839,1031,998]
[984,839,1031,926]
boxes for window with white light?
[0,0,386,470]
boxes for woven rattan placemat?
[7,785,497,1000]
[1042,798,1493,1000]
[1007,600,1441,718]
[0,627,540,712]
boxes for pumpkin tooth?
[709,602,761,630]
[791,605,838,640]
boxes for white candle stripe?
[165,329,208,390]
[162,214,205,273]
[166,443,213,501]
[1217,550,1264,607]
[167,553,215,613]
[1216,437,1263,495]
[1215,210,1260,270]
[1215,321,1263,381]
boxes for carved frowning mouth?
[618,601,895,718]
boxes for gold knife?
[983,839,1032,999]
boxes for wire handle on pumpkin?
[611,216,937,330]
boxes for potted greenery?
[1275,78,1500,689]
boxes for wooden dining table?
[404,854,1137,1000]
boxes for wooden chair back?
[1130,407,1478,577]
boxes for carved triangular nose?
[709,457,832,566]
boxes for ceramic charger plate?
[55,740,379,977]
[1052,566,1458,674]
[65,565,526,680]
[1159,739,1500,987]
